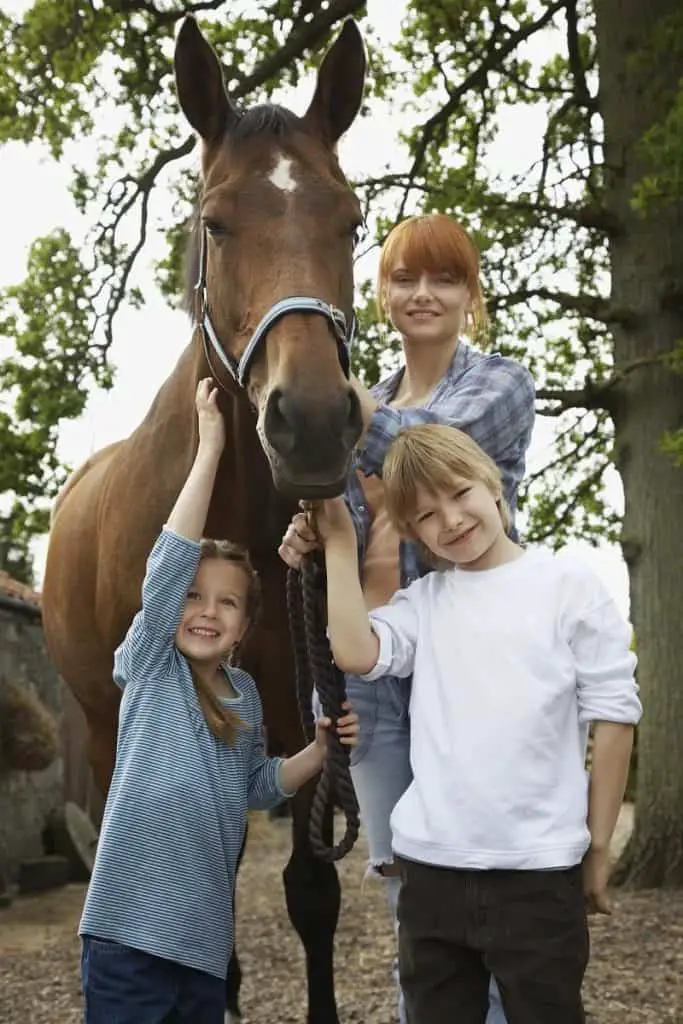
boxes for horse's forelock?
[182,103,317,314]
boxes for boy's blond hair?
[382,424,511,565]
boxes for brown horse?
[41,16,366,1023]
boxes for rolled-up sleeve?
[571,597,642,726]
[113,528,201,689]
[357,357,535,514]
[363,587,420,681]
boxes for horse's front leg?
[284,778,340,1024]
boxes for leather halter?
[192,224,356,388]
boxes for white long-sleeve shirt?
[364,547,642,871]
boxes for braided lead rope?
[287,552,360,862]
[286,566,316,746]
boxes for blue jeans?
[345,675,507,1024]
[81,936,225,1023]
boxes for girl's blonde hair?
[191,539,261,745]
[382,424,511,566]
[376,214,489,343]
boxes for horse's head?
[175,16,366,499]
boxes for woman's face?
[384,265,472,345]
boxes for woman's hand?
[195,377,225,454]
[278,510,321,570]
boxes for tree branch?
[104,1,232,26]
[525,413,599,486]
[525,460,610,544]
[564,0,600,195]
[536,352,674,413]
[489,287,637,326]
[485,197,619,235]
[397,0,566,220]
[229,0,365,100]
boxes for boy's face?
[175,559,249,665]
[409,477,505,570]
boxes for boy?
[315,423,641,1024]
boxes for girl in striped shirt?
[79,378,358,1024]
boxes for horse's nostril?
[345,386,363,443]
[264,387,296,456]
[264,385,362,463]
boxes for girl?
[78,378,359,1024]
[280,213,535,1024]
[316,423,641,1024]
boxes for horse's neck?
[125,340,292,557]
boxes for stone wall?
[0,596,63,886]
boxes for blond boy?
[316,423,641,1024]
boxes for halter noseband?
[193,224,357,388]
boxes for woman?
[279,214,536,1024]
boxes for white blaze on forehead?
[268,154,298,193]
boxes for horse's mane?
[183,103,305,312]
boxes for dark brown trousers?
[396,856,589,1024]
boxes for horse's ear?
[174,16,239,144]
[302,19,366,147]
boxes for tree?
[1,0,682,882]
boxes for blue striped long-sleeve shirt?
[347,341,536,587]
[79,527,288,979]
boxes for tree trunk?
[594,0,683,885]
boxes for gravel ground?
[0,806,682,1023]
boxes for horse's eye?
[204,219,229,238]
[351,219,367,248]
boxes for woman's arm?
[352,356,535,514]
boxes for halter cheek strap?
[193,225,356,389]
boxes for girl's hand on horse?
[195,377,225,453]
[312,497,355,550]
[314,701,360,753]
[278,511,320,569]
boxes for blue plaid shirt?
[347,341,536,587]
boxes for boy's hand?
[313,497,356,549]
[583,846,612,915]
[195,377,225,454]
[314,701,360,754]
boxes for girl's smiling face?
[175,558,249,665]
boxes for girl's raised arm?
[113,379,225,687]
[167,378,225,541]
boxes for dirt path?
[1,805,682,1023]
